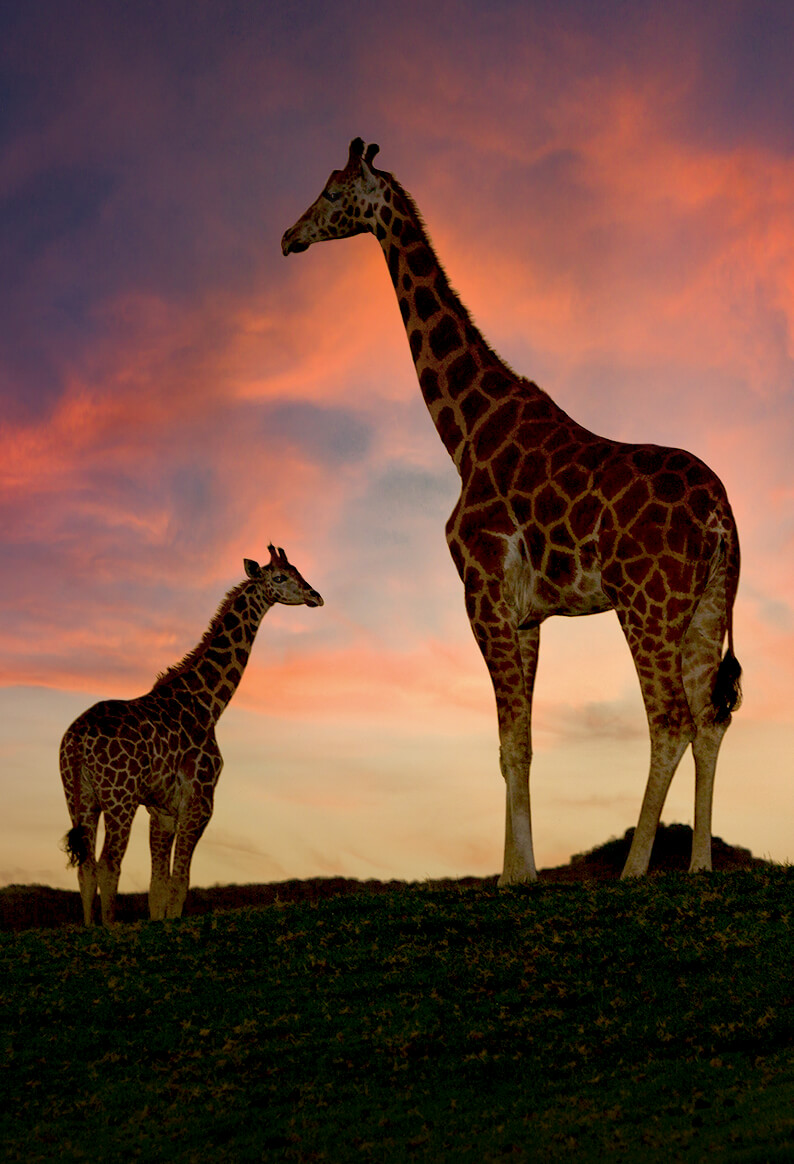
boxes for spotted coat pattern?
[282,139,741,883]
[61,548,323,924]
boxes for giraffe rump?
[62,824,91,868]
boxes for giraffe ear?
[244,559,260,578]
[348,139,379,186]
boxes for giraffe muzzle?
[281,230,309,256]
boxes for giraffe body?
[282,139,741,884]
[61,547,323,924]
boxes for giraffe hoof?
[497,871,537,887]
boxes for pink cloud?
[238,637,491,726]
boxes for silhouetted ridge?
[2,825,771,930]
[567,822,765,876]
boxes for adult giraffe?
[61,547,323,924]
[282,138,741,884]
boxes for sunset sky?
[2,0,792,892]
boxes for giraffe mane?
[386,173,527,387]
[151,580,249,690]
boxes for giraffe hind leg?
[622,722,693,877]
[96,805,136,925]
[60,746,100,925]
[148,810,177,920]
[619,614,695,878]
[682,576,735,872]
[73,812,100,926]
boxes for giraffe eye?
[272,574,287,584]
[324,189,341,202]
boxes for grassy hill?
[1,829,791,1161]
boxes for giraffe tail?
[711,526,742,724]
[63,825,91,867]
[59,722,92,867]
[712,649,742,723]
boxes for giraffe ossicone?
[60,546,323,925]
[282,138,742,884]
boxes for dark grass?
[1,867,792,1162]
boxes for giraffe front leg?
[489,624,540,887]
[163,742,221,918]
[498,710,536,885]
[167,809,211,918]
[148,809,177,920]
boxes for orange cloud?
[237,637,492,728]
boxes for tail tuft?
[712,648,742,723]
[62,825,90,868]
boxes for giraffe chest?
[446,496,612,625]
[501,530,612,622]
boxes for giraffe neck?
[152,582,270,723]
[372,177,545,470]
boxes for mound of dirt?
[538,821,769,883]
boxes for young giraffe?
[282,138,741,884]
[61,546,323,924]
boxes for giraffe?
[282,138,742,885]
[60,546,323,924]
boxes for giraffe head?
[281,138,384,255]
[244,545,324,607]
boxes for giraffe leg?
[60,743,101,925]
[96,803,137,925]
[166,744,221,917]
[480,623,539,887]
[682,576,732,872]
[620,623,696,878]
[689,725,728,871]
[622,728,692,877]
[167,801,212,918]
[76,810,100,927]
[148,810,177,920]
[499,710,535,886]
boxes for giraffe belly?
[145,804,179,831]
[513,568,612,621]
